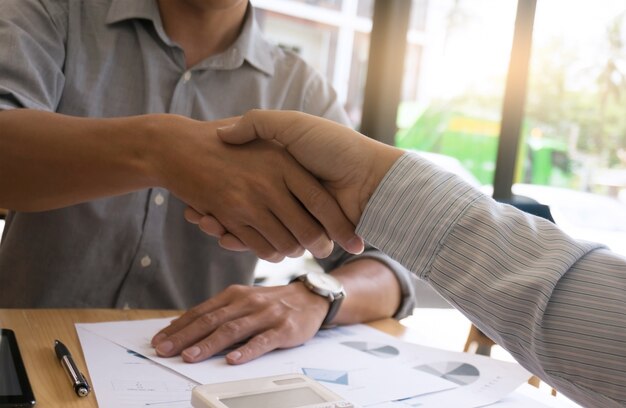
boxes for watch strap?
[292,274,346,329]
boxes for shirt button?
[140,255,152,268]
[154,193,165,206]
[182,71,192,82]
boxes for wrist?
[360,140,405,217]
[136,113,187,190]
[289,281,331,315]
[290,273,346,329]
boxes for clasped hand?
[155,110,403,365]
[151,114,364,262]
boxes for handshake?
[180,110,404,262]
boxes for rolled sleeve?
[315,244,417,319]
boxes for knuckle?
[246,292,268,308]
[198,313,218,329]
[250,333,272,350]
[186,306,203,320]
[279,317,299,335]
[224,284,247,297]
[266,302,286,317]
[219,320,242,337]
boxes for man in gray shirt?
[0,0,417,363]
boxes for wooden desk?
[0,309,407,408]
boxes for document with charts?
[77,319,532,407]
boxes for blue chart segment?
[302,368,349,385]
[414,361,480,386]
[340,341,400,359]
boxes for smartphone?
[0,329,36,407]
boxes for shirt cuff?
[356,152,484,280]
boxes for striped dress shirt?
[357,153,626,408]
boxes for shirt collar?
[106,0,160,25]
[106,0,275,76]
[232,6,275,76]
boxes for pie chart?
[414,361,480,385]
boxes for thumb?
[216,109,311,147]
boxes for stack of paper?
[77,319,540,408]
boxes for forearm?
[0,109,159,211]
[358,153,626,407]
[330,258,401,325]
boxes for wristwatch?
[292,272,346,329]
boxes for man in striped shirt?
[191,109,626,408]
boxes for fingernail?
[152,333,167,346]
[183,346,201,360]
[346,236,364,254]
[311,238,333,259]
[216,124,235,133]
[227,351,242,362]
[156,341,174,354]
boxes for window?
[521,0,626,255]
[395,0,518,187]
[253,0,373,125]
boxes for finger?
[184,206,203,225]
[225,329,283,365]
[221,217,300,262]
[197,214,227,238]
[216,223,279,261]
[181,315,263,363]
[191,215,249,250]
[151,293,233,346]
[282,166,364,257]
[218,233,249,252]
[245,169,333,258]
[217,109,302,145]
[268,191,334,259]
[155,306,244,357]
[219,232,305,258]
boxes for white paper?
[78,319,531,407]
[76,326,197,408]
[79,320,454,406]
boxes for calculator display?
[221,386,325,408]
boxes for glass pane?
[357,0,374,19]
[281,0,343,11]
[524,0,626,256]
[395,0,518,187]
[254,2,372,126]
[255,10,339,81]
[345,31,371,126]
[409,0,429,31]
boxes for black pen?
[54,339,91,397]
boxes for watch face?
[306,273,343,292]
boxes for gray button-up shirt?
[0,0,416,314]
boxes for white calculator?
[191,373,355,408]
